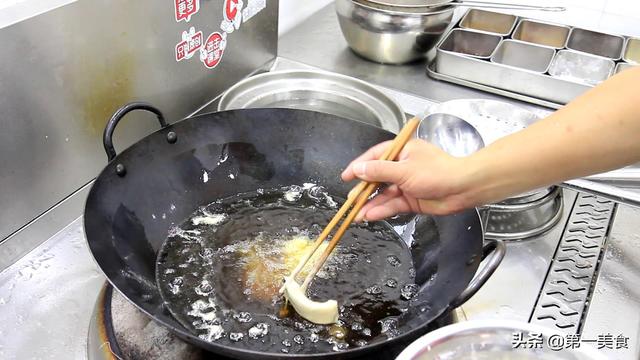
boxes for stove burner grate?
[88,284,457,360]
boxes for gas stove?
[1,4,639,360]
[86,284,459,360]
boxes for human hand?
[341,139,474,220]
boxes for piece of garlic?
[282,277,339,325]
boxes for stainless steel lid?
[353,0,454,13]
[362,0,453,8]
[499,187,554,204]
[218,70,406,134]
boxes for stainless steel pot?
[485,186,563,240]
[217,70,406,133]
[335,0,455,64]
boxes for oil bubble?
[401,284,419,300]
[355,339,368,347]
[309,333,320,343]
[293,334,305,345]
[379,318,400,338]
[195,280,213,296]
[232,312,252,323]
[229,332,244,342]
[168,277,183,294]
[283,185,303,202]
[385,278,398,288]
[386,255,401,267]
[248,323,269,339]
[332,342,349,351]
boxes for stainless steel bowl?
[217,70,406,133]
[396,320,607,360]
[335,0,455,64]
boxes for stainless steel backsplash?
[0,0,278,241]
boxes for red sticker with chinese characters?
[175,0,200,22]
[200,32,226,69]
[224,0,240,22]
[220,0,243,33]
[175,27,203,61]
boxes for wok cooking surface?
[155,186,417,353]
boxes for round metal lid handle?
[102,102,170,162]
[448,238,506,309]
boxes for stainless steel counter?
[0,217,105,359]
[582,205,640,360]
[278,5,551,117]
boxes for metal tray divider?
[428,8,638,108]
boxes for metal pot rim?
[217,69,406,133]
[352,0,455,15]
[359,0,454,10]
[490,187,560,210]
[396,319,608,360]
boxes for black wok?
[84,103,505,359]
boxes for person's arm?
[342,66,640,220]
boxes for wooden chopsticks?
[283,117,421,292]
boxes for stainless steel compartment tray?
[623,37,640,64]
[460,9,517,36]
[512,19,570,49]
[434,42,590,105]
[426,9,629,109]
[490,39,555,73]
[426,62,563,109]
[566,28,624,60]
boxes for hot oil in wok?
[156,184,417,354]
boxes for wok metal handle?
[103,102,174,162]
[448,239,506,309]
